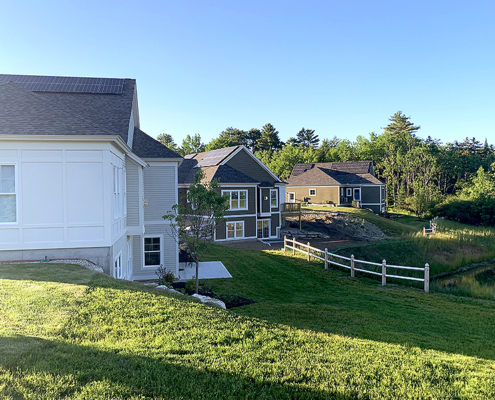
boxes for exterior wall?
[110,231,129,278]
[261,188,270,213]
[143,163,176,220]
[271,213,280,236]
[286,186,340,205]
[178,188,188,208]
[366,204,382,213]
[0,140,126,269]
[215,215,257,240]
[226,148,276,184]
[221,186,256,216]
[361,186,380,203]
[126,159,140,226]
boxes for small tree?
[163,171,229,293]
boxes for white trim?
[309,188,317,196]
[288,192,296,203]
[222,189,248,211]
[0,163,18,225]
[270,189,278,210]
[257,218,270,239]
[220,145,282,183]
[127,226,145,235]
[142,234,163,269]
[346,188,352,197]
[215,235,257,242]
[126,151,148,168]
[114,251,123,279]
[178,183,260,188]
[353,188,361,202]
[223,213,257,218]
[361,203,384,206]
[226,220,245,239]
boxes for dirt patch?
[218,211,387,252]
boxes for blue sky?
[1,0,494,146]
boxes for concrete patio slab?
[178,261,232,281]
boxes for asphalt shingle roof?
[287,163,383,186]
[179,159,259,185]
[132,127,182,159]
[290,161,373,178]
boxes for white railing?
[283,236,430,292]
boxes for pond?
[433,263,495,300]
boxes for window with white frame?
[226,221,244,239]
[309,188,316,196]
[144,237,161,267]
[346,188,352,197]
[0,165,16,223]
[223,190,247,210]
[114,253,122,279]
[270,189,278,208]
[113,166,122,219]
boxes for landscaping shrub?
[155,264,176,286]
[436,195,495,226]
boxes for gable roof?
[290,161,373,178]
[288,162,383,186]
[0,74,181,161]
[179,159,259,185]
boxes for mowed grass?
[1,260,495,399]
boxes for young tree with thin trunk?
[163,171,229,293]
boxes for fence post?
[292,237,295,256]
[351,254,355,278]
[307,242,311,262]
[324,248,328,269]
[382,259,387,286]
[424,263,430,293]
[284,235,286,252]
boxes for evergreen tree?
[205,127,246,151]
[246,128,262,152]
[157,133,180,153]
[257,123,283,152]
[295,128,319,147]
[182,134,205,156]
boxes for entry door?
[114,254,122,279]
[288,192,295,203]
[257,220,270,238]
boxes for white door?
[127,238,132,280]
[114,254,122,279]
[288,192,296,203]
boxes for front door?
[288,192,295,203]
[353,188,361,201]
[257,220,270,238]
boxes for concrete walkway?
[178,261,232,281]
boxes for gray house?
[0,74,183,280]
[286,161,386,213]
[178,145,286,240]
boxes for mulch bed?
[171,282,257,309]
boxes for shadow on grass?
[0,335,344,400]
[205,245,495,361]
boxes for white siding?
[143,164,176,221]
[126,159,140,227]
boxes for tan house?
[286,161,386,213]
[178,145,286,241]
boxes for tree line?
[158,112,495,224]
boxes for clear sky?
[1,0,494,146]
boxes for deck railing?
[283,236,430,292]
[280,203,301,213]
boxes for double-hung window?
[113,166,121,219]
[223,190,247,211]
[144,237,161,267]
[270,189,278,209]
[226,221,244,239]
[0,165,16,223]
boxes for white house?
[0,74,182,280]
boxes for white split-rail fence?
[284,236,430,293]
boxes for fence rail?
[284,236,430,292]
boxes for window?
[354,189,360,201]
[0,165,16,223]
[144,237,161,267]
[270,189,278,208]
[309,189,316,196]
[346,188,352,197]
[226,221,244,239]
[114,253,122,279]
[223,190,248,210]
[113,166,121,219]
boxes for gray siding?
[362,186,380,203]
[144,165,176,222]
[178,188,188,208]
[271,213,280,236]
[261,188,270,213]
[132,224,178,280]
[226,148,276,184]
[215,216,257,240]
[126,159,140,226]
[221,186,256,216]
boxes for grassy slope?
[303,206,495,276]
[1,261,495,399]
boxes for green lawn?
[2,259,495,399]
